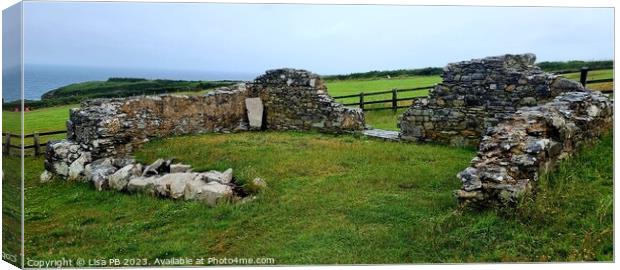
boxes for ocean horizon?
[2,65,259,102]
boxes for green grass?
[364,109,406,131]
[21,130,612,263]
[2,104,76,155]
[563,69,613,81]
[2,104,77,134]
[324,76,438,107]
[563,69,613,92]
[2,154,22,266]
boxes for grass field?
[18,130,612,263]
[562,69,614,92]
[324,76,437,109]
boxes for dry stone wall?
[43,69,363,205]
[62,69,364,160]
[67,85,250,158]
[399,54,586,146]
[455,91,613,206]
[248,68,364,132]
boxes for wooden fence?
[332,85,432,111]
[333,67,613,111]
[2,130,66,156]
[579,67,614,92]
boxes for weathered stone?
[42,68,367,205]
[457,167,481,191]
[195,182,233,206]
[525,139,549,154]
[127,176,157,194]
[196,171,225,183]
[40,170,53,183]
[400,54,586,147]
[153,173,198,198]
[221,168,234,184]
[142,159,165,176]
[169,163,192,173]
[84,158,112,182]
[112,157,136,168]
[183,179,206,200]
[245,98,264,130]
[91,164,118,191]
[108,164,142,191]
[44,139,86,177]
[249,68,365,132]
[68,152,92,181]
[456,91,613,207]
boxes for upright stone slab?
[245,97,264,130]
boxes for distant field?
[2,104,76,155]
[325,76,440,96]
[562,69,614,91]
[324,76,438,111]
[2,104,76,134]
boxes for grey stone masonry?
[59,69,365,160]
[399,53,586,147]
[248,68,365,132]
[455,91,613,207]
[44,68,365,202]
[67,84,250,159]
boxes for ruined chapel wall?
[248,68,365,132]
[67,85,250,158]
[399,54,586,146]
[455,91,613,206]
[49,69,364,170]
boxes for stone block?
[245,97,264,130]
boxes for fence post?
[359,92,365,110]
[3,133,10,156]
[580,66,589,87]
[392,88,398,112]
[34,132,40,156]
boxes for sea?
[2,65,258,102]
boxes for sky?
[22,1,614,75]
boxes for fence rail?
[332,86,433,111]
[580,67,614,93]
[2,130,66,156]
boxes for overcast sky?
[23,1,614,75]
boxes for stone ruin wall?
[456,91,613,206]
[248,69,364,132]
[59,69,364,161]
[399,54,586,147]
[42,68,364,206]
[398,53,613,207]
[43,55,613,208]
[67,85,251,158]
